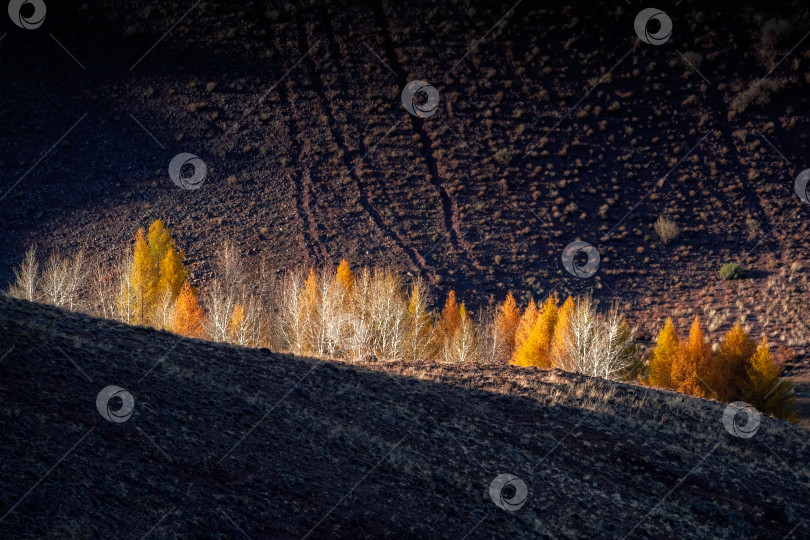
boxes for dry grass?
[654,216,680,245]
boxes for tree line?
[6,219,795,419]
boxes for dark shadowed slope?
[0,295,808,539]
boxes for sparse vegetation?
[719,262,745,280]
[6,220,645,381]
[654,216,680,245]
[8,219,798,415]
[728,78,785,118]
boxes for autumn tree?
[494,292,521,362]
[709,322,756,402]
[670,316,712,398]
[227,303,247,344]
[127,228,157,324]
[647,318,679,389]
[512,295,558,368]
[743,338,796,420]
[335,259,355,296]
[437,291,461,342]
[550,295,575,364]
[172,281,205,338]
[511,298,538,364]
[118,221,189,328]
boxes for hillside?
[2,0,810,360]
[0,295,808,538]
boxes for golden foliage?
[512,294,558,367]
[511,298,538,364]
[647,317,679,389]
[710,322,756,402]
[670,316,712,397]
[129,228,157,324]
[172,282,205,338]
[437,290,461,344]
[550,295,575,364]
[743,339,796,420]
[494,292,521,361]
[335,259,355,295]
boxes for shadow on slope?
[0,296,807,539]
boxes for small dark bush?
[719,263,745,280]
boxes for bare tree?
[205,277,234,342]
[553,296,639,380]
[274,269,307,355]
[345,314,372,360]
[64,250,85,311]
[91,255,117,319]
[204,242,245,342]
[155,284,175,330]
[7,245,39,301]
[38,250,83,309]
[365,269,408,361]
[114,247,134,324]
[447,310,479,363]
[406,278,436,362]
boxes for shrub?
[654,216,680,245]
[728,79,784,118]
[493,148,512,166]
[719,263,745,280]
[760,18,794,51]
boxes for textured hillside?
[2,0,810,358]
[0,295,808,538]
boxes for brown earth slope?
[0,295,808,538]
[1,0,810,359]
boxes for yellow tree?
[129,228,157,325]
[512,294,558,368]
[647,318,679,389]
[335,259,355,296]
[550,295,575,366]
[510,298,538,364]
[671,316,712,398]
[147,219,173,265]
[172,282,205,338]
[494,292,521,362]
[535,294,560,367]
[437,291,461,344]
[743,339,796,420]
[710,322,756,402]
[120,220,188,328]
[158,243,187,300]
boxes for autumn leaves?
[119,220,204,337]
[648,317,795,419]
[6,219,796,420]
